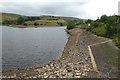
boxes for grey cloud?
[1,2,87,18]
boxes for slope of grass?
[0,13,21,22]
[25,19,67,26]
[91,25,106,36]
[91,41,118,77]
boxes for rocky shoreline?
[2,28,110,78]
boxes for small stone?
[56,75,59,78]
[28,77,32,78]
[50,63,54,67]
[75,70,80,73]
[84,69,89,72]
[43,66,46,69]
[38,75,43,78]
[63,69,67,73]
[49,75,54,78]
[33,76,37,78]
[23,73,26,76]
[64,73,73,78]
[75,76,81,78]
[44,73,47,76]
[56,66,60,69]
[67,69,72,72]
[85,57,88,61]
[46,65,49,68]
[67,63,71,65]
[61,73,66,76]
[88,67,91,70]
[82,73,87,76]
[54,70,59,74]
[44,76,48,78]
[76,72,81,76]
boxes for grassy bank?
[90,41,118,77]
[67,15,120,48]
[25,19,67,26]
[66,15,119,77]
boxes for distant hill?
[0,13,22,22]
[0,12,87,27]
[0,13,84,22]
[38,15,84,23]
[25,19,67,26]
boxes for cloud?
[118,1,120,15]
[0,0,119,19]
[82,0,119,19]
[1,2,86,17]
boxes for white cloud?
[82,0,119,19]
[118,1,120,15]
[0,0,119,19]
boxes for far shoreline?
[1,25,67,28]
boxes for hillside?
[39,15,84,23]
[1,13,84,26]
[0,13,22,22]
[25,19,67,26]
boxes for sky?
[0,0,119,20]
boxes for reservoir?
[2,26,68,71]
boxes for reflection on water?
[2,26,68,71]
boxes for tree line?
[66,15,120,48]
[85,15,120,48]
[2,16,40,25]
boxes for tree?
[34,22,39,26]
[100,15,108,23]
[86,19,93,24]
[17,16,25,24]
[57,22,63,26]
[23,23,28,26]
[66,20,75,29]
[2,20,17,25]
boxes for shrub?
[34,22,39,26]
[17,16,26,24]
[23,23,28,26]
[66,20,75,29]
[57,22,63,26]
[91,25,106,36]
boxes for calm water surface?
[2,26,68,71]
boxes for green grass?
[75,24,88,29]
[91,42,118,76]
[0,13,21,22]
[91,42,118,65]
[25,19,67,26]
[91,25,106,36]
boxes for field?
[25,19,67,26]
[0,13,21,22]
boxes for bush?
[85,15,120,48]
[66,20,75,29]
[2,20,17,25]
[91,25,106,36]
[57,22,63,26]
[23,23,28,26]
[34,22,39,26]
[17,16,26,24]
